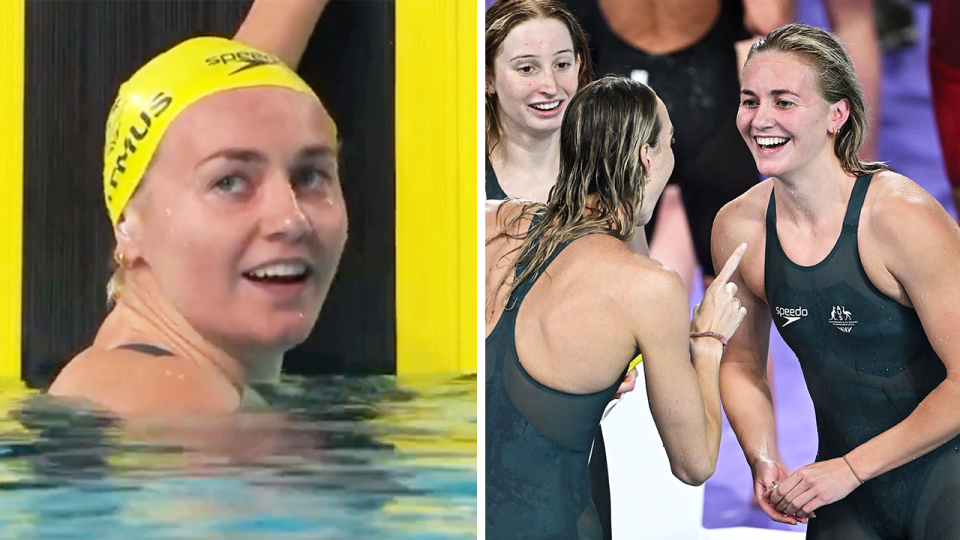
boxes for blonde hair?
[106,258,125,307]
[488,77,662,308]
[748,24,890,176]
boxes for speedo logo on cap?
[774,306,807,327]
[205,50,280,75]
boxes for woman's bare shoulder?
[48,348,239,417]
[716,179,773,229]
[484,199,536,239]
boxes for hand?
[768,458,861,520]
[614,368,638,399]
[752,458,804,525]
[692,243,747,340]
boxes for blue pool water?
[0,375,477,539]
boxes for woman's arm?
[773,178,960,518]
[234,0,331,69]
[630,242,746,486]
[711,202,801,524]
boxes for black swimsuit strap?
[115,343,174,357]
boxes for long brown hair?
[485,0,594,155]
[748,24,890,176]
[488,76,662,309]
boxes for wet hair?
[485,0,594,154]
[106,258,123,307]
[488,76,662,308]
[747,23,890,176]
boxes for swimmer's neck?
[489,122,561,201]
[97,274,283,389]
[771,158,858,225]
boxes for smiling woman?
[713,24,960,539]
[0,2,475,538]
[48,37,348,415]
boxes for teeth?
[757,136,789,147]
[532,101,560,111]
[248,263,307,279]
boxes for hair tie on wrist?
[690,331,727,355]
[843,454,865,484]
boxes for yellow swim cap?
[102,36,319,226]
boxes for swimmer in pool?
[48,32,345,416]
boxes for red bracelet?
[690,331,727,355]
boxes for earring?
[114,249,127,267]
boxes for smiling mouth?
[756,136,790,150]
[243,262,313,284]
[531,101,561,112]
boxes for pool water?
[0,374,477,539]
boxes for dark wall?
[21,0,395,388]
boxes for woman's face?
[737,51,846,179]
[488,17,580,141]
[637,98,675,225]
[130,87,347,357]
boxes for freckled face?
[489,17,580,139]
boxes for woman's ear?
[639,142,652,176]
[829,98,851,134]
[114,210,144,261]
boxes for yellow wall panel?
[0,1,24,381]
[396,0,478,374]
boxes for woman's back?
[485,203,638,539]
[485,201,659,392]
[484,76,746,538]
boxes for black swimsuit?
[486,156,509,200]
[765,174,960,539]
[116,343,174,357]
[486,215,627,540]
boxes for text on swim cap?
[106,91,172,200]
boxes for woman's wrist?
[690,335,725,361]
[690,331,727,355]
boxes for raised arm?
[710,202,798,524]
[234,0,331,69]
[631,243,746,485]
[772,178,960,518]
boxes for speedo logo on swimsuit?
[828,305,859,333]
[204,50,279,75]
[774,306,807,327]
